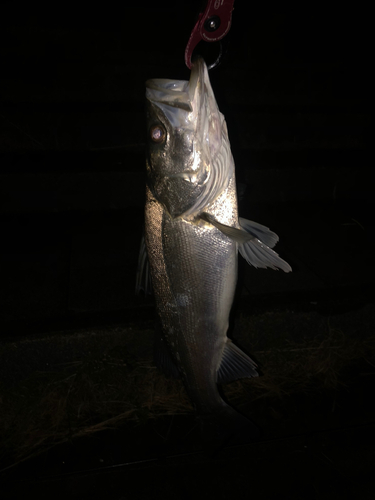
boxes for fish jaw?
[145,57,232,218]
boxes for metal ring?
[207,41,223,70]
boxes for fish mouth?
[145,56,205,125]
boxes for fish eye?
[150,124,166,143]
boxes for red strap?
[185,0,235,69]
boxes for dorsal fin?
[135,234,153,295]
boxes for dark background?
[0,2,373,498]
[0,1,371,334]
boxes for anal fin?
[217,339,259,384]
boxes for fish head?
[145,56,232,218]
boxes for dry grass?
[0,314,374,469]
[225,324,375,410]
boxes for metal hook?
[207,41,223,70]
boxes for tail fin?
[199,403,261,455]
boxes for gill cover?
[145,56,233,218]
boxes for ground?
[1,296,374,499]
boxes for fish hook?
[206,40,223,70]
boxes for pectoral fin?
[238,232,292,273]
[239,217,279,248]
[200,213,292,273]
[200,213,254,243]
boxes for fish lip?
[145,56,205,112]
[145,78,192,111]
[188,55,204,107]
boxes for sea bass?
[140,56,291,445]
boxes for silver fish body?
[141,57,291,441]
[144,174,238,416]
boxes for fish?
[137,56,291,448]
